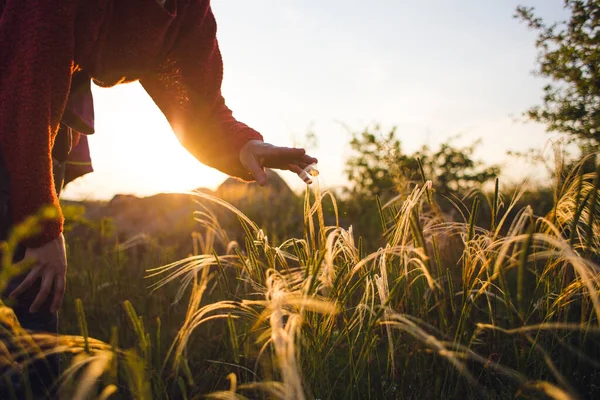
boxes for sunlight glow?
[62,83,227,200]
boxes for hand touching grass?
[9,234,67,313]
[239,140,318,185]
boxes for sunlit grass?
[0,156,599,398]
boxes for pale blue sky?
[63,1,568,200]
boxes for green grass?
[1,159,600,399]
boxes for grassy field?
[1,160,599,399]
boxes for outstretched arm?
[140,3,316,184]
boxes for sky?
[62,0,569,201]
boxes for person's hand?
[9,234,67,313]
[239,140,318,186]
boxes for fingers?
[29,271,54,313]
[241,142,318,182]
[289,164,313,185]
[50,275,66,314]
[297,160,319,171]
[246,156,267,186]
[9,265,41,300]
[299,154,318,165]
[259,146,305,159]
[9,265,63,314]
[257,146,304,167]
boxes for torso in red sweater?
[0,0,262,247]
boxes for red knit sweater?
[0,0,262,247]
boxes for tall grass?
[0,158,599,399]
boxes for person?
[0,0,317,396]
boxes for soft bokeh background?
[62,0,568,201]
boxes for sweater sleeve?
[140,3,263,181]
[0,1,75,247]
